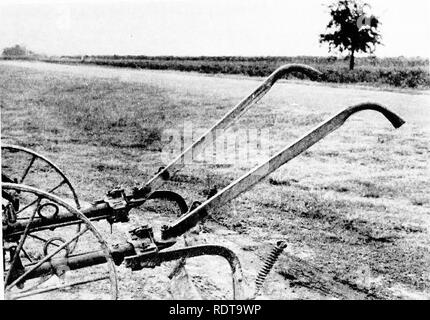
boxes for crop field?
[4,55,429,89]
[1,60,429,299]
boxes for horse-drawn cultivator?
[1,64,405,299]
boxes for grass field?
[3,55,429,89]
[1,60,429,299]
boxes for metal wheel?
[1,144,83,252]
[2,183,118,300]
[1,144,81,209]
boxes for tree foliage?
[320,0,382,70]
[2,44,29,56]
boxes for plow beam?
[3,190,189,238]
[143,64,322,192]
[161,103,405,239]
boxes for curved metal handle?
[158,244,244,300]
[161,103,405,239]
[338,103,405,129]
[143,64,322,193]
[265,63,322,84]
[146,190,189,214]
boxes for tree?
[2,44,28,57]
[319,0,382,70]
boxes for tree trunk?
[349,49,355,70]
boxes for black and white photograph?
[1,0,429,303]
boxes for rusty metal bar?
[143,64,322,193]
[161,103,405,239]
[3,202,113,237]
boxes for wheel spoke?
[12,275,55,295]
[2,144,81,210]
[28,234,60,247]
[48,180,67,193]
[21,248,34,263]
[19,155,36,184]
[6,226,90,290]
[5,199,41,285]
[16,181,66,215]
[10,275,110,300]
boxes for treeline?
[5,54,429,89]
[59,55,428,68]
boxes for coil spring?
[254,240,287,298]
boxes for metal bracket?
[124,226,159,270]
[124,225,177,270]
[103,188,130,224]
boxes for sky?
[0,0,429,57]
